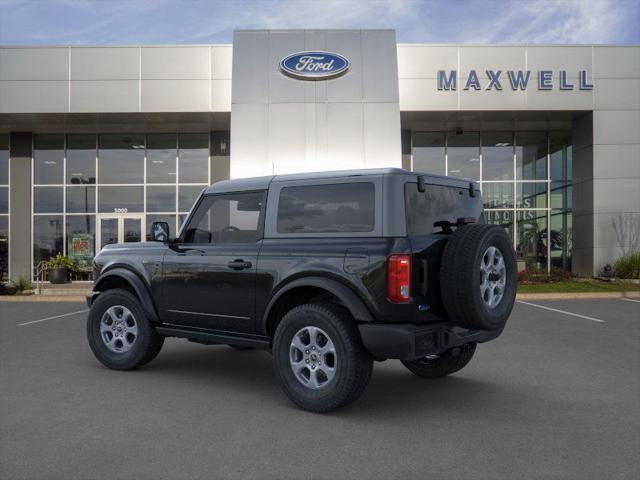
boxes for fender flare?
[262,276,373,333]
[93,268,160,323]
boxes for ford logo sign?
[279,51,350,81]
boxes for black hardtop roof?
[204,168,475,194]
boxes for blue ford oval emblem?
[279,51,350,81]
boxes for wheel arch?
[93,268,160,323]
[262,276,373,337]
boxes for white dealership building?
[0,29,638,280]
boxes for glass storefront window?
[516,210,548,272]
[1,136,8,279]
[34,186,63,213]
[516,182,547,209]
[550,209,572,271]
[147,185,176,213]
[516,132,547,181]
[0,187,7,214]
[34,215,64,266]
[482,182,514,209]
[550,132,572,183]
[66,215,95,280]
[447,132,479,179]
[98,134,144,184]
[482,132,514,181]
[66,134,96,184]
[28,132,224,279]
[0,216,7,280]
[178,133,208,183]
[34,135,64,185]
[550,182,572,210]
[147,134,177,184]
[412,132,445,175]
[66,185,96,213]
[179,185,205,212]
[0,134,8,185]
[98,186,144,213]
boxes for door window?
[182,192,264,244]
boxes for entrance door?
[98,215,144,250]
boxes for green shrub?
[14,276,34,292]
[0,281,18,295]
[614,251,640,279]
[47,253,78,272]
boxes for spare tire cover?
[440,224,517,331]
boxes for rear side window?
[277,183,375,233]
[405,182,483,235]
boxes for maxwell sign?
[279,52,350,80]
[437,69,593,91]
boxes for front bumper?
[358,322,503,361]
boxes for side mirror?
[151,221,170,242]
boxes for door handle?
[227,259,252,270]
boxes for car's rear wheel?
[87,288,164,370]
[272,303,373,413]
[401,343,476,378]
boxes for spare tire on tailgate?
[440,224,517,331]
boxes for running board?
[155,325,271,350]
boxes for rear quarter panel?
[256,237,446,328]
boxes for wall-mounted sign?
[279,51,350,80]
[69,233,94,267]
[437,70,593,91]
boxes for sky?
[0,0,638,45]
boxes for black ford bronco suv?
[87,169,516,412]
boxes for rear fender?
[261,276,373,334]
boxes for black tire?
[272,303,373,413]
[440,224,517,331]
[87,288,164,370]
[401,343,476,378]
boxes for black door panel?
[162,243,260,332]
[159,191,266,333]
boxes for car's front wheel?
[272,303,373,413]
[87,288,164,370]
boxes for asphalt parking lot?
[1,298,638,480]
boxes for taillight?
[387,255,411,303]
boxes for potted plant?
[47,254,78,284]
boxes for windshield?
[404,182,483,236]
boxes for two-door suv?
[87,169,516,412]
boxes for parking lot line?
[17,309,88,327]
[621,298,640,304]
[516,301,605,323]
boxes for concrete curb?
[516,291,640,300]
[0,295,87,302]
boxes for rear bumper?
[358,322,503,361]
